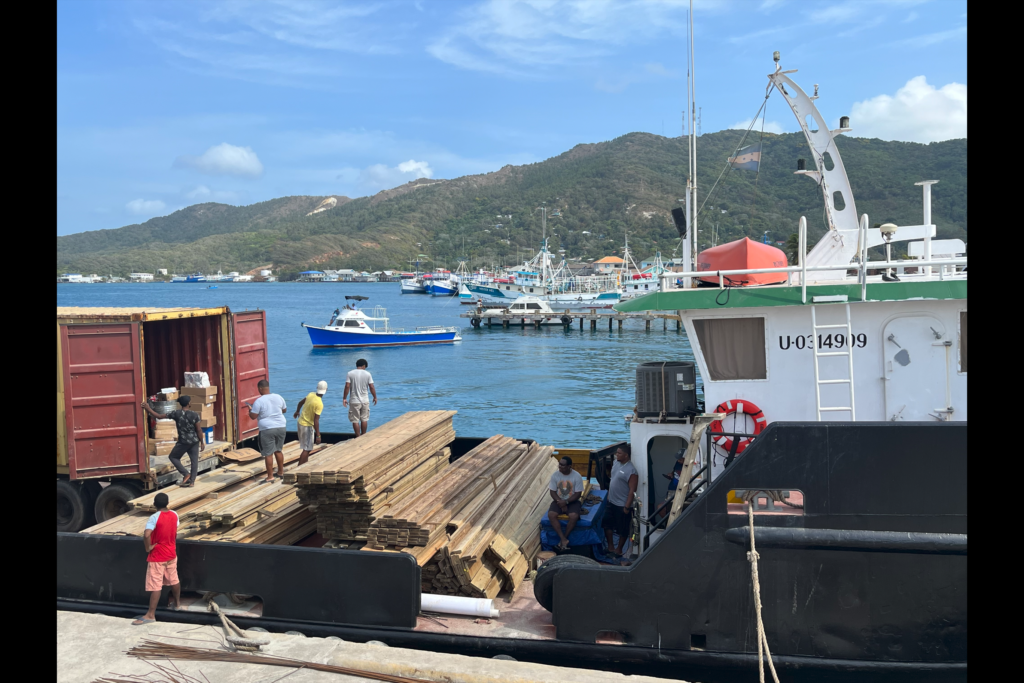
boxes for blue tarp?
[541,489,607,551]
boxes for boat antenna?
[688,0,698,267]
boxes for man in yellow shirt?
[293,380,327,465]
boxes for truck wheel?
[57,480,91,532]
[533,554,600,612]
[94,482,144,523]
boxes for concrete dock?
[57,611,687,683]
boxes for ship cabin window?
[959,311,967,372]
[526,303,542,310]
[693,317,767,381]
[344,320,360,328]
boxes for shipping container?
[56,306,269,531]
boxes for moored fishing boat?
[472,296,569,326]
[301,297,460,347]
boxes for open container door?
[230,310,269,443]
[59,323,146,479]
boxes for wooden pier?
[460,309,682,331]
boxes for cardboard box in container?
[148,440,176,456]
[158,391,179,401]
[180,386,217,399]
[190,403,216,418]
[198,417,217,428]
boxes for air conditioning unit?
[636,362,697,418]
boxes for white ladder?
[811,304,856,421]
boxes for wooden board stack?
[283,411,457,542]
[86,441,323,545]
[363,436,558,599]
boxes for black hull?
[57,423,966,681]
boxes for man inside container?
[293,380,327,464]
[244,379,288,483]
[603,444,639,559]
[547,456,584,551]
[342,359,377,437]
[141,395,204,487]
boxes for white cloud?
[175,143,264,178]
[184,185,241,202]
[427,0,691,76]
[133,2,401,87]
[358,159,433,193]
[851,76,966,143]
[730,119,786,135]
[126,198,167,215]
[898,26,967,48]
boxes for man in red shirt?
[133,492,181,625]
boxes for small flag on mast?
[728,143,761,171]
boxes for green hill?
[56,130,967,278]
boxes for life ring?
[709,400,767,455]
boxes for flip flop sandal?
[132,617,155,625]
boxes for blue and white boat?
[301,297,461,348]
[184,273,207,283]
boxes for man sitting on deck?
[547,456,584,551]
[133,492,180,625]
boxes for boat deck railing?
[660,215,967,303]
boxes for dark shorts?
[548,500,582,516]
[602,503,633,536]
[259,427,287,457]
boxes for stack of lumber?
[364,436,557,599]
[85,441,325,544]
[284,411,456,541]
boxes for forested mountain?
[56,130,967,278]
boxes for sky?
[56,0,967,236]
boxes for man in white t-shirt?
[343,359,377,437]
[244,379,287,482]
[547,456,584,550]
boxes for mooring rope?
[746,500,780,683]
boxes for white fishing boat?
[472,296,569,326]
[301,296,461,347]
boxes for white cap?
[316,380,328,395]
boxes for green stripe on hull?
[613,279,967,312]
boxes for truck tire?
[94,482,144,523]
[57,480,91,532]
[533,554,601,612]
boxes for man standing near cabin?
[132,492,180,625]
[602,444,639,559]
[342,359,377,437]
[547,456,584,551]
[293,380,327,465]
[141,395,204,487]
[244,379,287,482]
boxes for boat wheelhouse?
[474,296,569,326]
[613,61,967,548]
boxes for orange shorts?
[145,558,179,592]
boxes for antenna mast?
[688,0,698,269]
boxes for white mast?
[688,0,698,273]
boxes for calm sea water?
[57,282,696,448]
